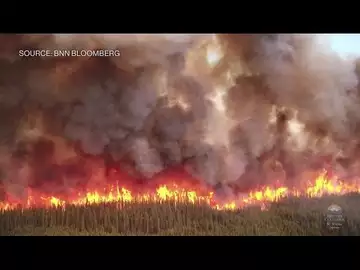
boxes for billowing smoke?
[0,34,359,202]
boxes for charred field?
[1,193,360,236]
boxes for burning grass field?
[1,172,360,236]
[3,34,360,236]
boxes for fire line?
[1,170,359,212]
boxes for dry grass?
[1,194,360,236]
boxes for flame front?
[1,170,359,212]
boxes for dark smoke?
[0,34,359,202]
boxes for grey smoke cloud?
[0,34,359,202]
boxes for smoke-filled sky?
[1,34,360,202]
[328,34,360,57]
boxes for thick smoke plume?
[0,34,359,202]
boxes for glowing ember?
[0,170,359,212]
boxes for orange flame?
[1,170,359,212]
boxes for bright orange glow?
[0,170,359,212]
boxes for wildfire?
[1,170,359,212]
